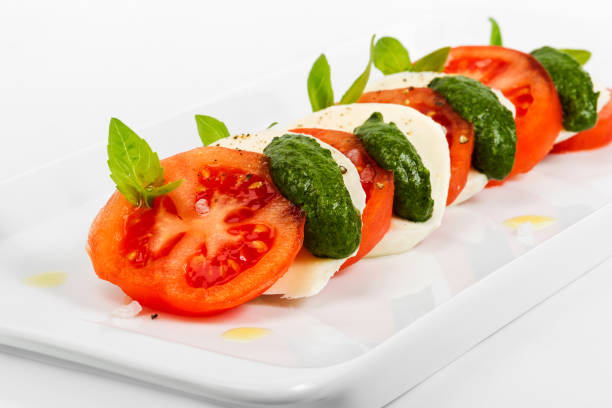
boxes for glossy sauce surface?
[24,272,67,287]
[222,327,271,342]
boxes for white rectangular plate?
[2,12,612,407]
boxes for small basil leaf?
[110,172,141,206]
[339,35,376,105]
[489,17,503,46]
[373,36,411,75]
[195,114,230,146]
[411,47,451,73]
[108,118,182,208]
[267,121,278,129]
[142,180,183,208]
[307,54,334,112]
[559,49,591,66]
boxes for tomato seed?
[252,224,269,234]
[227,259,239,271]
[251,240,268,252]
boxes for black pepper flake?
[434,99,443,107]
[245,173,252,180]
[408,86,414,91]
[339,165,347,174]
[151,313,158,320]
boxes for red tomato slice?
[291,128,394,269]
[552,89,612,153]
[88,147,305,315]
[359,87,475,205]
[444,46,563,183]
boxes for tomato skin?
[444,46,563,182]
[291,128,394,269]
[552,90,612,153]
[88,147,305,316]
[359,87,474,205]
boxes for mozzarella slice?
[366,71,517,204]
[452,169,488,206]
[214,127,366,298]
[292,103,450,257]
[365,71,443,92]
[555,84,611,144]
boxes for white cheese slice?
[555,84,610,144]
[365,71,444,92]
[452,168,488,206]
[214,127,366,298]
[292,103,450,257]
[365,71,517,204]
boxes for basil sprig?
[307,54,334,112]
[195,114,230,146]
[307,35,375,111]
[559,49,591,66]
[372,36,449,75]
[411,47,451,73]
[339,35,375,105]
[373,37,412,76]
[107,118,182,208]
[489,17,502,46]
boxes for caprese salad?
[87,19,612,316]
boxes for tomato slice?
[358,87,475,205]
[552,89,612,153]
[444,46,563,182]
[291,128,394,269]
[88,147,305,315]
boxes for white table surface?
[2,0,612,406]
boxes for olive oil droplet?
[222,327,271,342]
[24,271,67,287]
[503,215,557,231]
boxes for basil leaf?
[559,48,591,66]
[373,36,411,75]
[107,117,182,208]
[267,121,278,129]
[307,54,334,112]
[339,35,376,105]
[489,17,502,46]
[195,114,230,146]
[109,172,142,207]
[411,47,451,73]
[143,180,183,208]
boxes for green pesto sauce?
[354,113,433,222]
[429,75,516,181]
[264,134,362,258]
[531,46,599,132]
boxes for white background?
[2,0,612,406]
